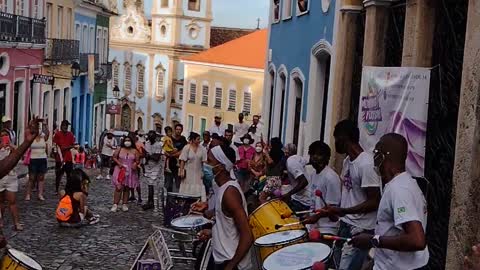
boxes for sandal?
[38,195,45,201]
[14,224,24,231]
[24,195,31,201]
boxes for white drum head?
[255,230,306,247]
[262,242,331,270]
[171,215,210,229]
[9,249,42,270]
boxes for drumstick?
[275,221,302,230]
[315,190,328,206]
[281,209,325,219]
[322,234,351,243]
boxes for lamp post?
[71,61,81,80]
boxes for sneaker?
[96,175,103,180]
[122,204,129,212]
[106,175,111,180]
[110,204,118,212]
[87,216,100,225]
[93,213,100,218]
[38,195,45,201]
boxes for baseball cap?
[1,116,11,123]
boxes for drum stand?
[152,225,211,270]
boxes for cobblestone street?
[4,165,190,270]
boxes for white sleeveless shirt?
[212,180,252,270]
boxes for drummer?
[350,133,429,270]
[198,144,253,270]
[281,143,311,212]
[327,120,381,270]
[302,141,341,238]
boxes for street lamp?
[71,61,81,79]
[113,85,120,98]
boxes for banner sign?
[358,67,431,177]
[32,74,55,85]
[107,103,121,115]
[88,54,95,93]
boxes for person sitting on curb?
[56,169,99,227]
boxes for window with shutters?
[189,83,197,104]
[112,60,119,88]
[178,87,184,101]
[228,88,236,111]
[136,63,145,98]
[201,84,209,106]
[243,89,252,114]
[188,0,200,11]
[155,64,165,100]
[214,87,222,109]
[124,62,132,95]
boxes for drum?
[164,192,201,227]
[1,249,42,270]
[170,215,211,233]
[262,242,331,270]
[249,199,306,261]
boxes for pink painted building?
[0,0,46,142]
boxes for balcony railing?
[80,53,99,72]
[0,11,46,44]
[45,39,80,64]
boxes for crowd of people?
[2,113,480,270]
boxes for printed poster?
[358,66,431,177]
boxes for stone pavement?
[4,164,193,270]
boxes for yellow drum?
[248,199,307,261]
[1,249,42,270]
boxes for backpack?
[56,195,74,222]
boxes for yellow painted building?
[181,29,268,134]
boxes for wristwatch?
[370,235,381,248]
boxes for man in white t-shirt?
[352,133,429,270]
[248,115,263,146]
[233,113,249,147]
[142,131,164,211]
[303,141,342,237]
[282,143,311,212]
[328,120,382,270]
[209,115,226,137]
[350,133,429,270]
[98,130,116,180]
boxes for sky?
[142,0,270,29]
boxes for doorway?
[278,73,286,139]
[267,70,275,140]
[121,104,132,130]
[292,78,303,146]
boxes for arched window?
[112,60,119,88]
[136,62,145,98]
[188,0,200,11]
[124,62,132,95]
[155,64,165,100]
[243,87,252,115]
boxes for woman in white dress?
[179,132,207,201]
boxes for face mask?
[243,139,250,145]
[124,141,132,147]
[255,147,263,153]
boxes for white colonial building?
[106,0,213,133]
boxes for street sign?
[107,103,121,115]
[32,74,55,85]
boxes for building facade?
[72,1,114,145]
[42,0,76,136]
[261,0,338,155]
[107,0,212,135]
[181,30,267,134]
[0,0,46,143]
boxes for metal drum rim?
[254,229,307,247]
[261,242,332,270]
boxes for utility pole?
[256,18,260,29]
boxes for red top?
[237,145,255,170]
[53,131,75,162]
[75,152,86,164]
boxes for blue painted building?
[72,3,114,145]
[261,0,338,155]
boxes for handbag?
[117,167,126,184]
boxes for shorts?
[0,176,18,192]
[29,158,48,174]
[143,160,164,186]
[101,155,112,168]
